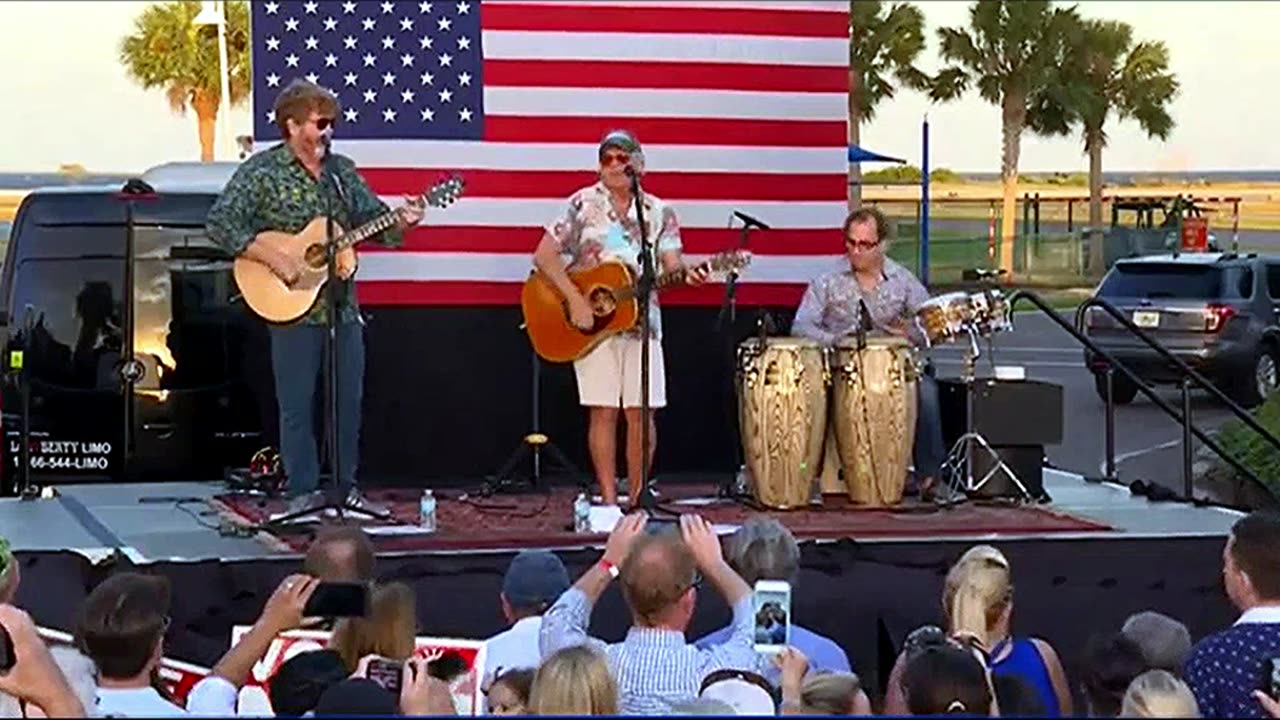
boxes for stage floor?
[1,469,1244,564]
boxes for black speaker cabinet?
[937,378,1064,501]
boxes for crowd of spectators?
[3,510,1280,717]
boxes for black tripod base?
[483,433,584,496]
[633,482,681,518]
[253,485,393,532]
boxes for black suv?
[0,163,273,495]
[1082,252,1280,408]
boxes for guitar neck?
[334,204,409,251]
[615,267,689,303]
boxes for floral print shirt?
[791,258,931,347]
[544,182,683,338]
[207,143,403,325]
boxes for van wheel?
[1231,346,1279,408]
[1095,373,1138,405]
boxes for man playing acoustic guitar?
[532,130,710,507]
[208,79,425,519]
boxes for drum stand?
[939,325,1036,503]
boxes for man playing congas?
[791,207,947,500]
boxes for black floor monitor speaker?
[937,377,1065,501]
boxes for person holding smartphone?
[538,513,756,715]
[696,517,851,681]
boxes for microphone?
[733,210,771,230]
[317,129,334,162]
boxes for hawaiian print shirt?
[792,257,931,347]
[544,182,683,338]
[207,143,403,325]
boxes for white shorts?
[573,335,667,409]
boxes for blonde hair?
[943,545,1012,649]
[529,646,618,716]
[1120,670,1200,718]
[330,582,417,672]
[272,78,340,138]
[799,672,862,715]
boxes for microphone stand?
[628,168,671,517]
[16,306,34,499]
[718,219,754,501]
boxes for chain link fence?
[866,193,1247,288]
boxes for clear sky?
[1,1,1276,174]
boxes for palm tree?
[1029,19,1178,275]
[931,1,1081,275]
[119,1,251,162]
[849,1,931,207]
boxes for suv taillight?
[1205,304,1235,332]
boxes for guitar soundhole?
[587,287,617,317]
[303,243,327,269]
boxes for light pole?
[194,0,233,161]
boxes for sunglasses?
[845,238,881,251]
[315,117,337,131]
[601,151,630,166]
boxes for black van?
[0,163,273,496]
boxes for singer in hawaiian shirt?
[791,207,947,499]
[531,130,709,508]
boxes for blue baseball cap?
[502,550,570,611]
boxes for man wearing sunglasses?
[531,130,710,507]
[209,79,425,519]
[791,207,947,501]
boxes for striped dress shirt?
[540,588,759,715]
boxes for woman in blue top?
[884,545,1073,717]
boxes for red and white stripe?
[262,1,850,306]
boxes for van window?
[132,227,238,394]
[9,227,126,391]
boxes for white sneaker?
[343,489,389,516]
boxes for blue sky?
[2,1,1277,173]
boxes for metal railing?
[1005,290,1276,503]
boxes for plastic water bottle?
[419,489,436,532]
[573,492,591,533]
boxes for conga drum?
[736,337,828,509]
[829,337,920,506]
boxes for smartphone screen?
[752,580,791,654]
[303,582,369,618]
[1266,657,1280,700]
[367,658,403,695]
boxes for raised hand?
[0,605,83,717]
[258,574,320,633]
[603,512,647,566]
[679,514,724,572]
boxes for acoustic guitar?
[521,249,752,363]
[234,175,465,323]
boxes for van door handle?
[142,423,176,438]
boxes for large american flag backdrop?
[250,0,849,307]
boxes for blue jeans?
[269,322,365,498]
[914,369,947,482]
